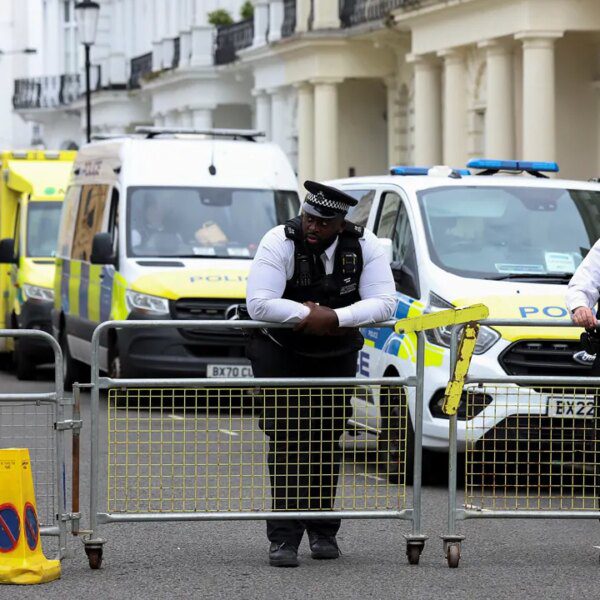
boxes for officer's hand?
[572,306,597,328]
[294,302,339,335]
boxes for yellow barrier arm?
[393,303,489,334]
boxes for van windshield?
[27,201,62,257]
[127,187,300,258]
[418,185,600,280]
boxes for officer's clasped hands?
[294,301,339,335]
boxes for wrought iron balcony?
[129,52,152,89]
[214,18,254,65]
[282,0,297,37]
[13,66,102,110]
[339,0,422,27]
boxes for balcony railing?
[173,37,180,69]
[339,0,422,27]
[13,66,102,110]
[215,18,254,65]
[282,0,297,37]
[129,52,152,89]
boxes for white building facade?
[10,0,600,181]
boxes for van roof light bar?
[467,158,559,178]
[390,165,470,177]
[135,126,266,141]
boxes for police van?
[53,129,299,387]
[330,160,600,478]
[0,150,75,379]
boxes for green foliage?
[207,9,234,27]
[240,1,254,20]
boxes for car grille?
[499,339,593,377]
[170,298,246,345]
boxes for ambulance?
[330,160,600,478]
[0,150,76,379]
[52,129,299,387]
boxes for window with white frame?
[63,0,79,74]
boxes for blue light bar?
[467,158,559,173]
[390,166,429,176]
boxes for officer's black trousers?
[247,333,357,548]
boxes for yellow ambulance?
[0,150,76,379]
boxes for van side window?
[13,205,20,258]
[344,189,376,227]
[376,192,420,298]
[57,185,81,258]
[108,188,119,256]
[71,184,109,261]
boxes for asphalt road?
[2,367,600,599]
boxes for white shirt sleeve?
[246,226,311,323]
[566,239,600,312]
[334,229,397,327]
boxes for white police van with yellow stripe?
[53,128,299,387]
[330,160,600,477]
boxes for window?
[63,0,79,74]
[13,205,21,258]
[57,185,81,259]
[344,189,376,227]
[108,188,119,256]
[72,185,109,261]
[376,192,401,239]
[27,202,63,257]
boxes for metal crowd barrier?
[83,318,433,570]
[443,319,600,568]
[0,329,75,559]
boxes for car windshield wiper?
[486,272,572,281]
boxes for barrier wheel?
[406,544,421,565]
[85,546,103,570]
[447,544,460,568]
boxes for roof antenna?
[208,136,217,176]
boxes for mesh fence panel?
[465,385,600,511]
[107,385,408,515]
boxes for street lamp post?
[75,1,100,143]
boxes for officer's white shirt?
[566,238,600,312]
[247,225,397,327]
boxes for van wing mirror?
[0,238,16,264]
[90,233,116,265]
[379,237,393,264]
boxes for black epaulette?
[344,221,364,237]
[284,216,303,241]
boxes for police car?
[329,159,600,479]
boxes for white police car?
[330,159,600,479]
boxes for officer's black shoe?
[269,542,299,567]
[308,533,341,560]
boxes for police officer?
[567,240,600,328]
[246,180,396,567]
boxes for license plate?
[206,365,253,378]
[548,397,595,418]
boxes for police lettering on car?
[246,180,396,568]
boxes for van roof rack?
[134,127,266,141]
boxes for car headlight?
[423,292,500,355]
[126,290,169,315]
[22,284,54,302]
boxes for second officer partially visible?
[246,180,396,567]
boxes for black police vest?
[268,216,365,358]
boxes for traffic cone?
[0,448,61,584]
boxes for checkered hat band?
[306,191,348,212]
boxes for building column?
[295,83,315,184]
[594,81,600,177]
[516,31,563,161]
[268,0,285,43]
[439,48,467,167]
[180,108,194,128]
[312,79,341,180]
[270,88,287,150]
[408,54,442,166]
[313,0,340,30]
[253,89,271,139]
[385,76,400,169]
[295,0,311,33]
[479,40,515,158]
[190,0,212,66]
[191,107,213,130]
[253,1,269,47]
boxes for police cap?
[302,180,358,220]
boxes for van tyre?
[377,385,414,485]
[14,338,36,381]
[59,329,88,390]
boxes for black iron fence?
[129,52,152,89]
[215,18,254,65]
[172,37,180,69]
[282,0,296,37]
[13,66,102,110]
[339,0,422,27]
